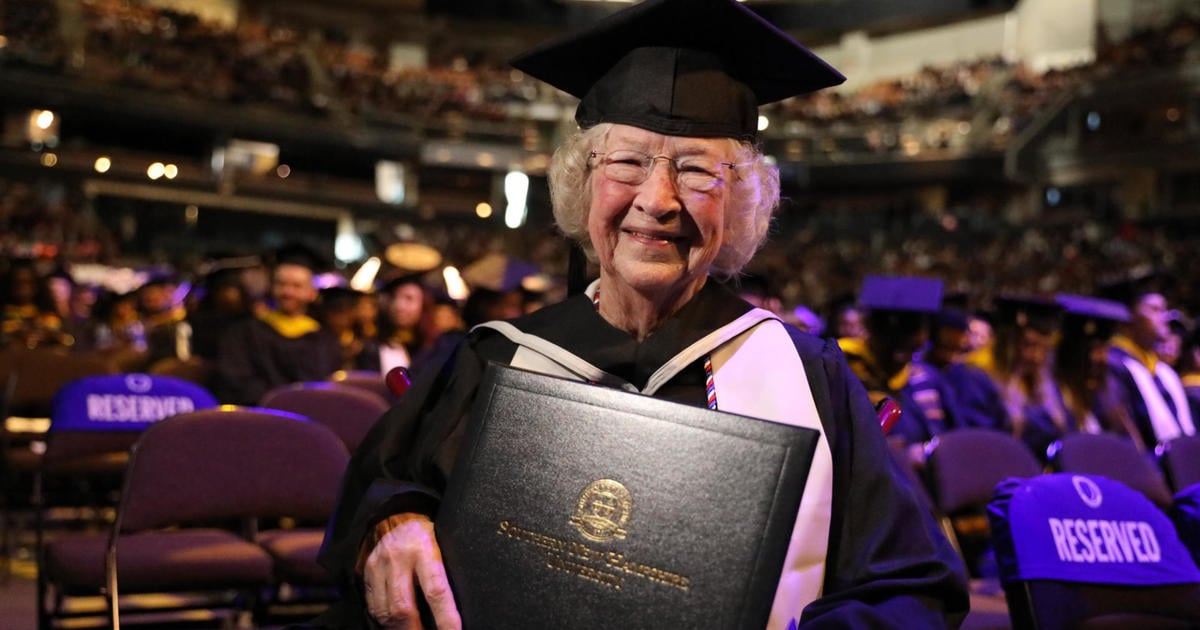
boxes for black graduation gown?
[212,316,343,405]
[313,283,968,629]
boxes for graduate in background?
[839,275,966,459]
[212,244,342,405]
[926,308,1009,432]
[1099,272,1196,449]
[1054,293,1135,442]
[990,296,1072,462]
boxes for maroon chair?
[39,407,349,628]
[1049,432,1174,509]
[260,382,390,454]
[924,428,1043,572]
[1158,435,1200,493]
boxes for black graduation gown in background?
[212,316,343,405]
[313,283,968,629]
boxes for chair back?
[925,428,1043,515]
[1158,435,1200,493]
[988,473,1200,630]
[147,356,212,386]
[5,348,118,418]
[328,369,396,404]
[1174,483,1200,568]
[260,382,389,453]
[44,374,218,467]
[1050,433,1174,509]
[115,407,349,533]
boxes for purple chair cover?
[52,374,218,432]
[1051,433,1174,508]
[988,473,1200,587]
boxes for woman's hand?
[363,513,463,630]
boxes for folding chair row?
[38,407,350,629]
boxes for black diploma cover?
[436,364,820,629]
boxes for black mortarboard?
[933,309,970,332]
[1055,293,1129,341]
[510,0,844,141]
[859,276,943,314]
[272,243,328,273]
[1098,269,1166,308]
[992,295,1064,335]
[319,286,364,312]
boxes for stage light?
[148,162,165,179]
[94,157,112,173]
[476,202,493,219]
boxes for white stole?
[474,281,832,628]
[1121,356,1196,441]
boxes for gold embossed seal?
[569,479,632,542]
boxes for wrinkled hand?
[363,513,462,630]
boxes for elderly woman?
[313,0,966,628]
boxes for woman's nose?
[635,160,681,217]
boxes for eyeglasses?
[588,150,737,192]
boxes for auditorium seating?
[988,474,1200,630]
[924,428,1044,573]
[1,348,119,578]
[1049,433,1174,509]
[260,381,390,454]
[1158,435,1200,494]
[39,407,348,628]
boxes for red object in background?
[385,366,412,398]
[876,397,902,436]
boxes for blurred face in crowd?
[138,283,175,314]
[928,327,969,368]
[967,316,992,353]
[356,294,379,329]
[429,303,464,336]
[1130,293,1170,349]
[588,125,729,302]
[387,283,424,330]
[272,263,317,317]
[8,267,38,305]
[835,307,866,340]
[1016,328,1055,374]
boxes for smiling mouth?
[623,229,682,244]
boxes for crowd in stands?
[3,1,1198,155]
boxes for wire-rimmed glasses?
[588,150,737,192]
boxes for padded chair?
[1158,435,1200,493]
[924,428,1043,572]
[2,348,118,577]
[988,474,1200,630]
[328,369,397,404]
[38,407,348,628]
[35,374,218,628]
[1049,433,1174,509]
[260,382,390,454]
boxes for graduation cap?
[510,0,844,141]
[319,286,366,312]
[271,242,329,274]
[1055,293,1130,341]
[992,295,1064,335]
[859,276,943,314]
[1098,268,1166,308]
